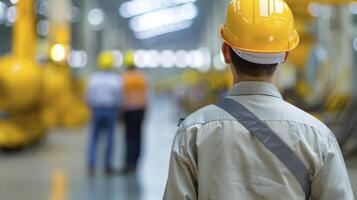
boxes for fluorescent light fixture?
[129,3,197,32]
[134,50,147,68]
[134,20,193,40]
[175,50,189,68]
[147,50,160,68]
[10,0,18,5]
[112,50,123,68]
[120,0,198,39]
[161,50,175,68]
[119,0,197,18]
[68,50,88,68]
[307,3,320,17]
[35,0,49,16]
[6,6,16,24]
[131,48,212,69]
[0,2,6,23]
[199,47,212,69]
[308,3,331,19]
[50,44,67,62]
[88,8,104,26]
[37,19,49,36]
[188,50,204,69]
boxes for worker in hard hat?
[120,51,148,174]
[164,0,354,199]
[86,51,122,175]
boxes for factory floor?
[1,96,357,200]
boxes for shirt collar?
[228,81,283,99]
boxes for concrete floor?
[0,95,357,199]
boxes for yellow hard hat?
[220,0,299,53]
[97,51,114,70]
[123,50,135,68]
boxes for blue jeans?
[87,107,118,169]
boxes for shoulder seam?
[180,119,237,129]
[181,119,328,134]
[262,119,327,133]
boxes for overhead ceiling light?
[175,50,189,68]
[129,3,197,32]
[134,50,146,68]
[160,50,175,68]
[188,50,204,69]
[68,50,88,68]
[119,0,197,18]
[0,2,6,23]
[5,6,16,25]
[35,0,49,16]
[10,0,18,5]
[307,2,320,17]
[112,50,123,68]
[147,50,160,68]
[87,8,104,29]
[37,19,49,36]
[68,6,81,23]
[121,0,199,40]
[134,20,193,40]
[50,44,67,62]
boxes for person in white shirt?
[164,0,354,199]
[86,51,122,175]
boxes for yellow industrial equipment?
[39,0,90,129]
[0,111,46,149]
[0,57,42,112]
[41,62,90,129]
[282,0,355,154]
[42,64,72,102]
[0,0,46,149]
[220,0,299,53]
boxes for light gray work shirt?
[86,71,122,109]
[164,81,354,200]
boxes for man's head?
[123,50,137,71]
[220,0,299,82]
[97,51,115,71]
[222,43,282,79]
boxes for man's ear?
[221,43,232,64]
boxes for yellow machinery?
[282,0,356,154]
[41,0,89,129]
[0,0,90,149]
[0,0,46,149]
[283,0,353,110]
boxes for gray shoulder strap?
[215,98,311,199]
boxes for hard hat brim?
[220,25,300,54]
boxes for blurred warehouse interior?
[1,0,357,198]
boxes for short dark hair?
[229,47,278,77]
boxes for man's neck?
[234,75,275,84]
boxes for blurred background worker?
[164,0,354,199]
[86,51,122,175]
[120,52,148,173]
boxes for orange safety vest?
[122,70,148,111]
